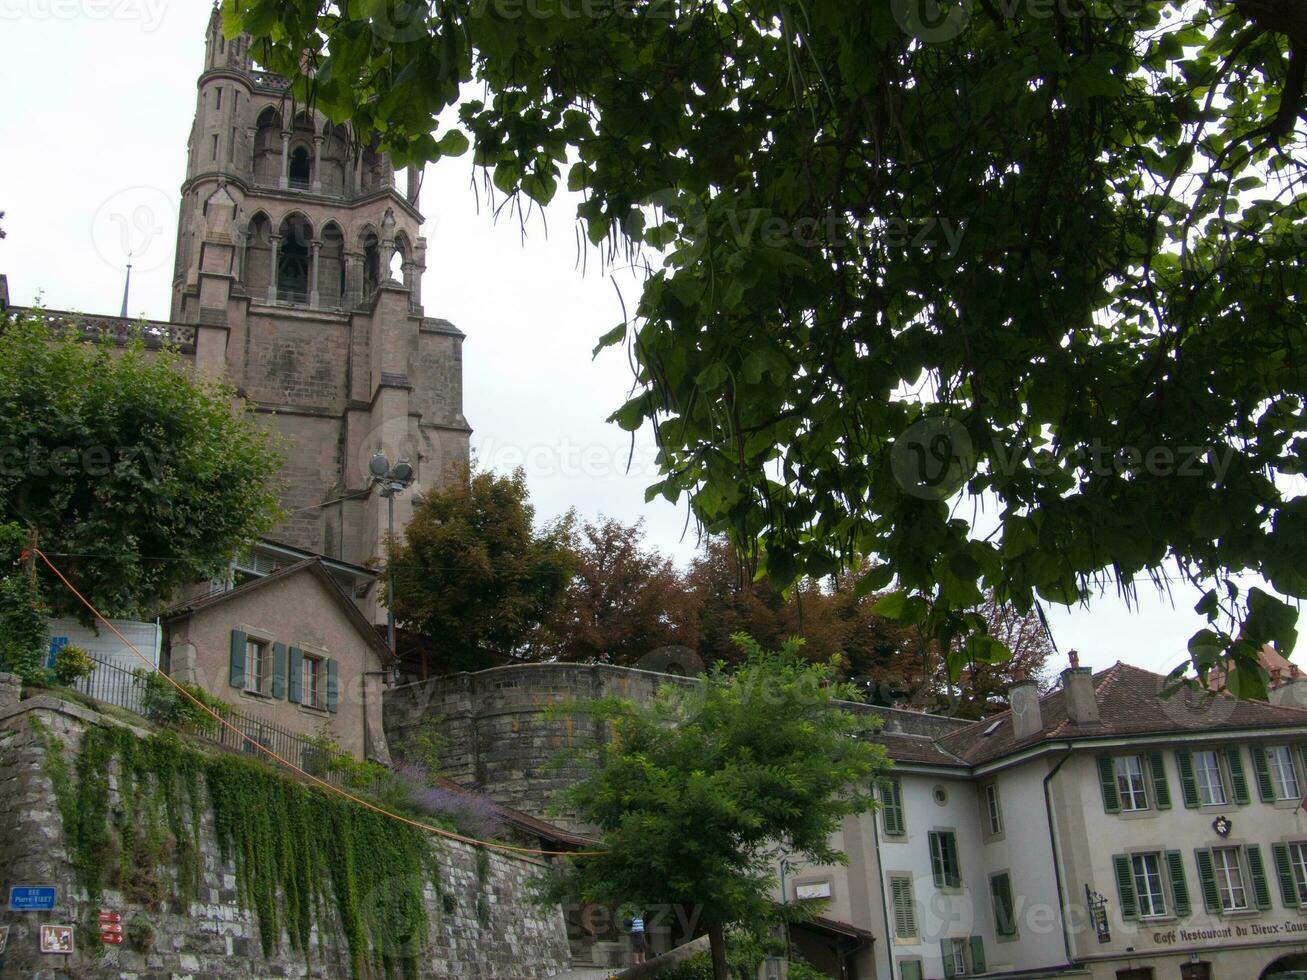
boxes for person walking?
[629,911,647,965]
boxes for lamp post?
[369,453,414,656]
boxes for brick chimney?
[1062,650,1100,725]
[1009,667,1044,741]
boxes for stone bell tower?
[171,6,471,617]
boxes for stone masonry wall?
[0,677,574,980]
[383,662,972,832]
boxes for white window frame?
[1288,842,1307,905]
[1211,846,1248,911]
[945,937,968,976]
[1268,746,1301,801]
[303,653,324,709]
[245,638,268,694]
[1116,755,1150,811]
[1130,852,1167,918]
[1194,750,1228,806]
[984,784,1003,836]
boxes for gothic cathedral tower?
[170,8,471,605]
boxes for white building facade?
[777,660,1307,980]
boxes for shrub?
[51,644,96,686]
[137,670,229,736]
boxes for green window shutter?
[1226,746,1250,805]
[969,936,986,975]
[229,629,247,690]
[1166,850,1191,917]
[941,941,957,979]
[1194,849,1220,913]
[1176,751,1201,808]
[1272,844,1300,909]
[1246,845,1272,910]
[1250,746,1276,802]
[326,658,339,713]
[270,642,286,699]
[1148,751,1171,809]
[929,832,945,888]
[991,874,1016,936]
[1097,755,1121,814]
[1113,854,1138,921]
[942,832,961,888]
[899,962,923,980]
[287,647,303,704]
[891,877,917,939]
[883,778,905,836]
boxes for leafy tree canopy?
[227,0,1306,693]
[0,315,282,620]
[387,464,576,668]
[545,636,889,980]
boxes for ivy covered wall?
[0,680,573,979]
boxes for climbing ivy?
[40,720,439,980]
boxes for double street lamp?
[369,452,415,656]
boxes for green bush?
[52,644,96,686]
[0,524,49,684]
[137,671,229,736]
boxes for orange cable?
[27,548,605,859]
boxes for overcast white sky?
[0,3,1273,678]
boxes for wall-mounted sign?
[99,911,123,945]
[0,924,9,955]
[1213,816,1232,838]
[8,886,56,911]
[796,882,832,900]
[39,924,74,955]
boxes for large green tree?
[387,464,576,668]
[226,0,1306,693]
[0,314,281,620]
[547,637,888,980]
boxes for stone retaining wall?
[383,662,969,831]
[0,675,574,979]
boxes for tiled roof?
[161,559,393,661]
[875,731,969,767]
[938,662,1307,766]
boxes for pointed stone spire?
[119,255,133,319]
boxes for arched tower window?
[253,107,282,184]
[244,212,274,296]
[391,232,409,284]
[320,222,345,309]
[288,145,312,187]
[361,231,380,298]
[277,213,313,303]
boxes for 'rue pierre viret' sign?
[7,886,56,912]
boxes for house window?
[890,875,917,941]
[1211,846,1248,911]
[1269,746,1301,801]
[929,831,962,889]
[882,778,906,837]
[1194,750,1227,806]
[303,654,324,708]
[215,87,223,110]
[245,638,267,694]
[1288,842,1307,904]
[1116,755,1149,811]
[984,784,1003,835]
[990,872,1017,936]
[941,937,985,977]
[1131,853,1166,918]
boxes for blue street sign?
[8,887,56,911]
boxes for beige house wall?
[166,570,389,761]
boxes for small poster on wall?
[39,924,74,954]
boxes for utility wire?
[26,547,605,860]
